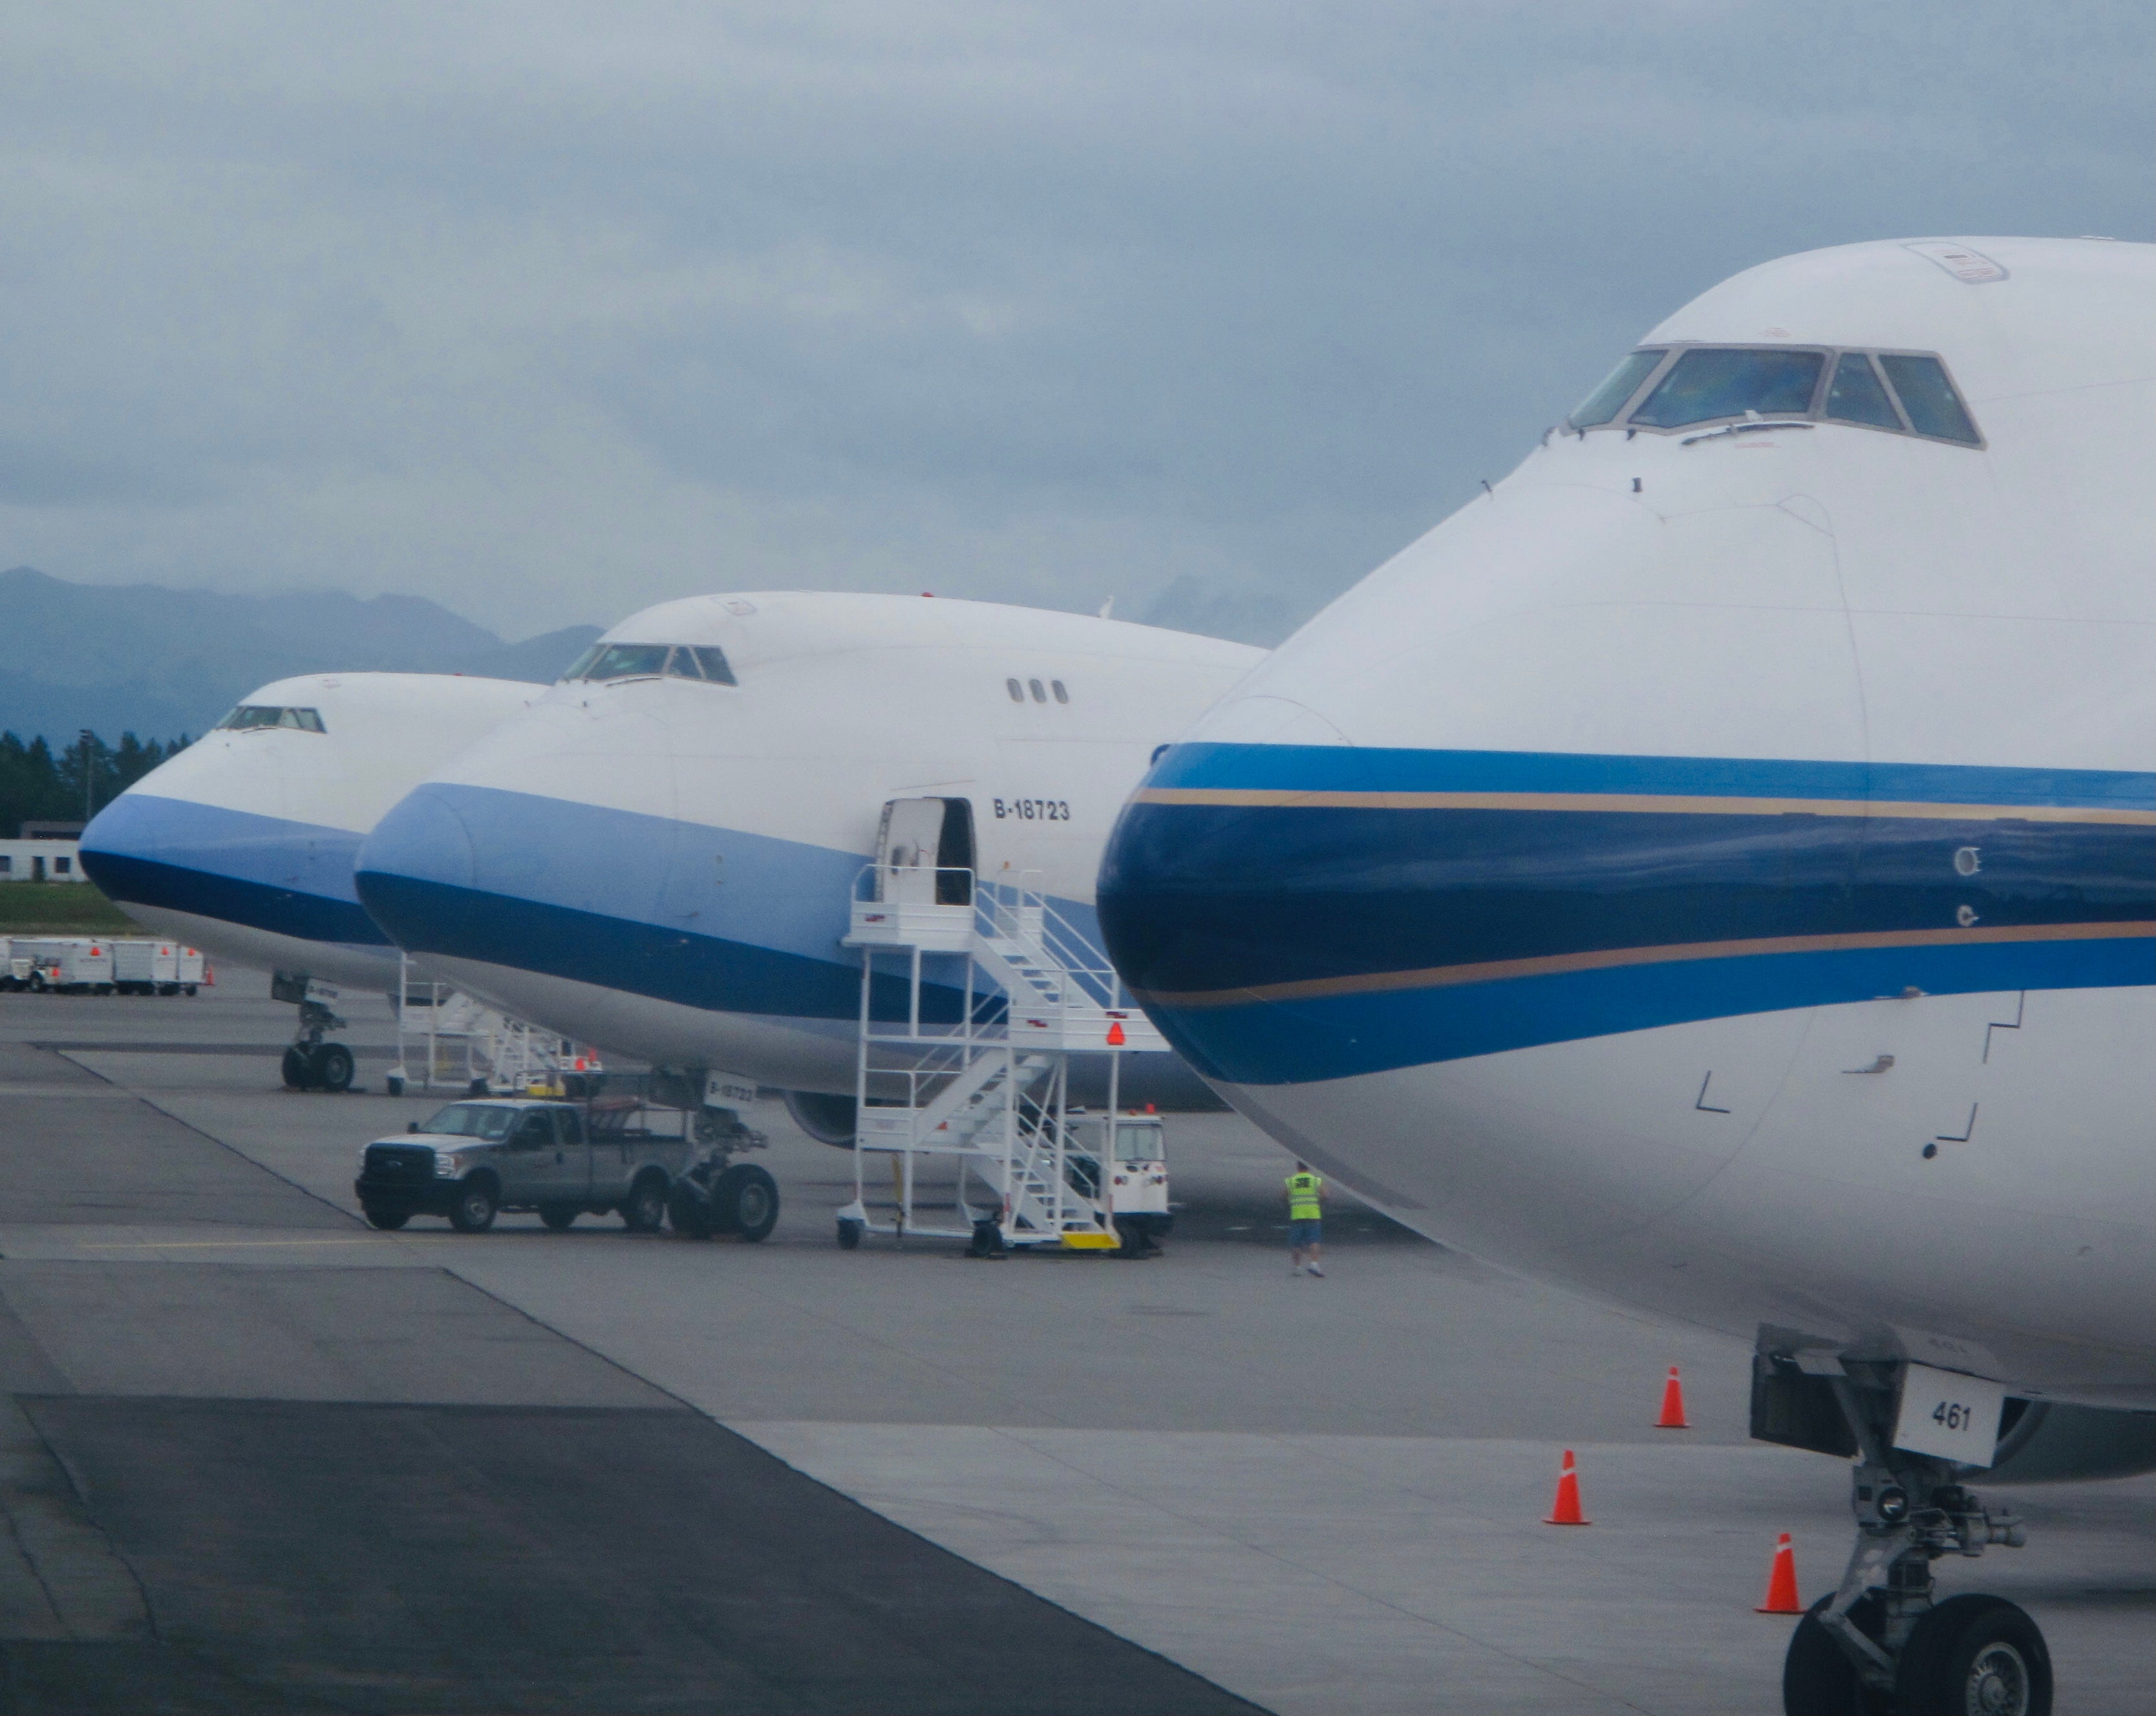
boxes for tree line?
[1,730,189,840]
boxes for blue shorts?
[1289,1219,1322,1247]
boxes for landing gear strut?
[273,973,355,1092]
[1779,1359,2049,1716]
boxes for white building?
[0,840,89,882]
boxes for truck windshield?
[420,1103,518,1140]
[1112,1123,1164,1162]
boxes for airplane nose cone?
[78,794,166,900]
[354,785,478,953]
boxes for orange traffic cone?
[1656,1365,1690,1429]
[1544,1449,1589,1525]
[1105,1020,1126,1046]
[1756,1533,1802,1613]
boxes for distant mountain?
[0,567,603,741]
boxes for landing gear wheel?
[667,1179,715,1240]
[363,1207,409,1231]
[620,1174,668,1233]
[314,1043,355,1092]
[836,1218,863,1250]
[1895,1595,2051,1716]
[539,1204,579,1231]
[1784,1594,1891,1716]
[712,1163,779,1242]
[281,1045,312,1090]
[448,1177,498,1233]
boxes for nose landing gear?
[1777,1360,2048,1716]
[273,973,356,1092]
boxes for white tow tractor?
[1066,1110,1173,1256]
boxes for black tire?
[837,1218,863,1250]
[667,1180,715,1240]
[539,1204,580,1231]
[714,1163,780,1242]
[448,1176,499,1233]
[363,1207,410,1231]
[1895,1594,2051,1716]
[315,1043,356,1093]
[1784,1593,1892,1716]
[281,1045,312,1090]
[620,1173,668,1233]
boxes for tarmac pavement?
[0,971,2147,1713]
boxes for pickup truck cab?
[355,1097,693,1233]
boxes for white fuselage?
[1099,238,2155,1409]
[354,593,1263,1096]
[80,673,543,991]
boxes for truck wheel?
[620,1172,667,1233]
[315,1043,356,1093]
[714,1164,780,1243]
[281,1045,313,1090]
[448,1176,498,1233]
[539,1205,579,1231]
[836,1218,863,1250]
[363,1207,410,1231]
[667,1180,714,1240]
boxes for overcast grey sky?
[3,3,2149,644]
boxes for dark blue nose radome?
[1096,741,2155,1089]
[352,783,482,956]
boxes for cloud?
[0,1,2147,642]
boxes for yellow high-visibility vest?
[1286,1171,1323,1220]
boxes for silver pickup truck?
[356,1097,698,1234]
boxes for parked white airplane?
[80,672,543,1086]
[351,593,1263,1132]
[1097,238,2153,1713]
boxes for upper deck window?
[218,706,326,733]
[1628,348,1825,429]
[1567,343,1982,448]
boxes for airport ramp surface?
[0,973,2146,1713]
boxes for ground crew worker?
[1285,1160,1325,1276]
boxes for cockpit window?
[691,646,738,686]
[1568,350,1666,428]
[217,706,326,733]
[560,644,603,681]
[1824,352,1901,430]
[1877,355,1980,445]
[566,642,737,686]
[1568,342,1983,447]
[575,643,671,682]
[1627,348,1825,429]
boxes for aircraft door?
[934,798,974,906]
[873,798,950,906]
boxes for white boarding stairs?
[842,843,1165,1249]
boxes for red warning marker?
[1656,1365,1690,1429]
[1756,1533,1802,1613]
[1544,1449,1589,1525]
[1105,1021,1126,1045]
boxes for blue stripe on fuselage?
[1146,743,2154,810]
[78,794,387,948]
[1099,743,2156,1083]
[355,782,1105,1025]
